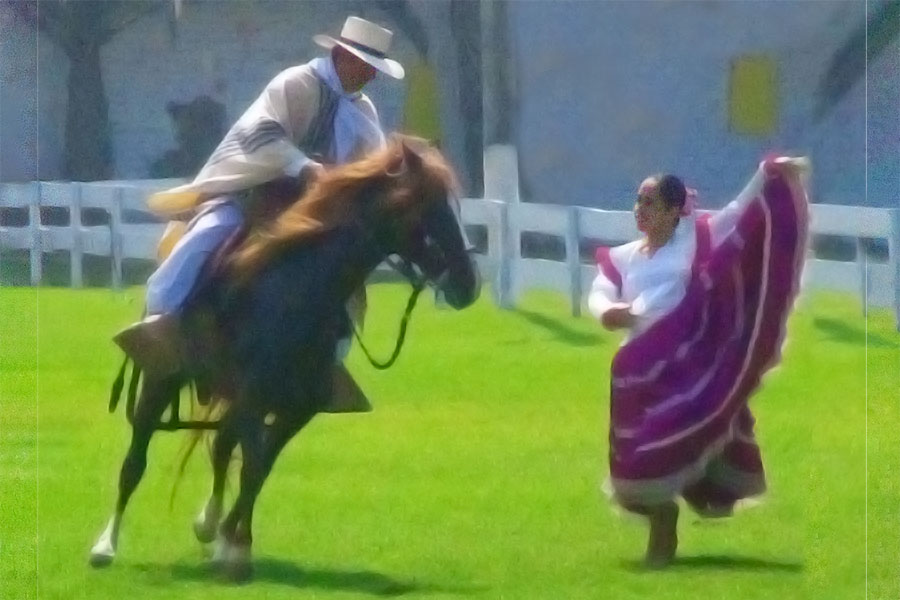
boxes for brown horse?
[89,137,480,580]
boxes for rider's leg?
[114,199,243,375]
[145,199,244,314]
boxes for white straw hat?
[314,16,405,80]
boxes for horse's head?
[370,137,480,310]
[229,136,480,310]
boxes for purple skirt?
[596,162,809,513]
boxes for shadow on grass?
[622,554,803,574]
[129,557,486,596]
[813,316,897,348]
[510,308,603,347]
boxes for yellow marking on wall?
[729,55,778,136]
[402,60,442,145]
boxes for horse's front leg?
[194,408,239,545]
[201,409,283,553]
[215,409,266,581]
[89,375,179,567]
[212,406,318,580]
[259,407,318,481]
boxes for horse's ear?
[401,142,424,172]
[385,148,406,177]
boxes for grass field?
[0,281,897,599]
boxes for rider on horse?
[114,16,406,411]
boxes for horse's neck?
[338,225,385,294]
[296,223,385,301]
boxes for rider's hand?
[300,161,326,186]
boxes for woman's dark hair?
[655,174,687,211]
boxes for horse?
[89,136,480,580]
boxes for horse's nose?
[442,260,480,309]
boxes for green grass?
[0,282,896,599]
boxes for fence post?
[890,208,900,331]
[566,206,582,317]
[495,201,513,308]
[855,237,867,317]
[110,187,123,290]
[70,183,83,288]
[29,182,41,285]
[484,145,520,310]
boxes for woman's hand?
[766,156,810,185]
[601,303,634,330]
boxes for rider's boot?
[113,313,183,377]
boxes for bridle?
[351,259,426,370]
[351,194,471,370]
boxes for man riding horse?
[115,16,406,412]
[91,135,481,578]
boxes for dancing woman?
[589,157,810,567]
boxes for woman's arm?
[588,269,633,330]
[708,157,811,248]
[708,164,766,248]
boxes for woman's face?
[634,178,679,235]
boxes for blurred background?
[1,0,897,210]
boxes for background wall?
[510,0,897,209]
[2,0,895,209]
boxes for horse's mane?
[230,135,457,279]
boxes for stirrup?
[112,314,183,377]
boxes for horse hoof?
[211,538,253,582]
[89,552,114,568]
[88,542,115,568]
[193,516,218,545]
[210,535,228,566]
[89,518,119,568]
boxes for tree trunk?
[480,0,516,147]
[450,0,483,195]
[64,41,112,181]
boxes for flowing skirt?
[606,163,808,514]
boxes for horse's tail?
[169,385,225,510]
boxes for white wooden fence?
[0,179,183,288]
[461,198,900,328]
[1,180,898,329]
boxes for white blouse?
[589,166,766,339]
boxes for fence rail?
[1,180,898,329]
[460,198,900,329]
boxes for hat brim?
[314,34,405,80]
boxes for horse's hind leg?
[89,376,178,567]
[194,410,239,544]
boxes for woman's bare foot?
[645,502,679,569]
